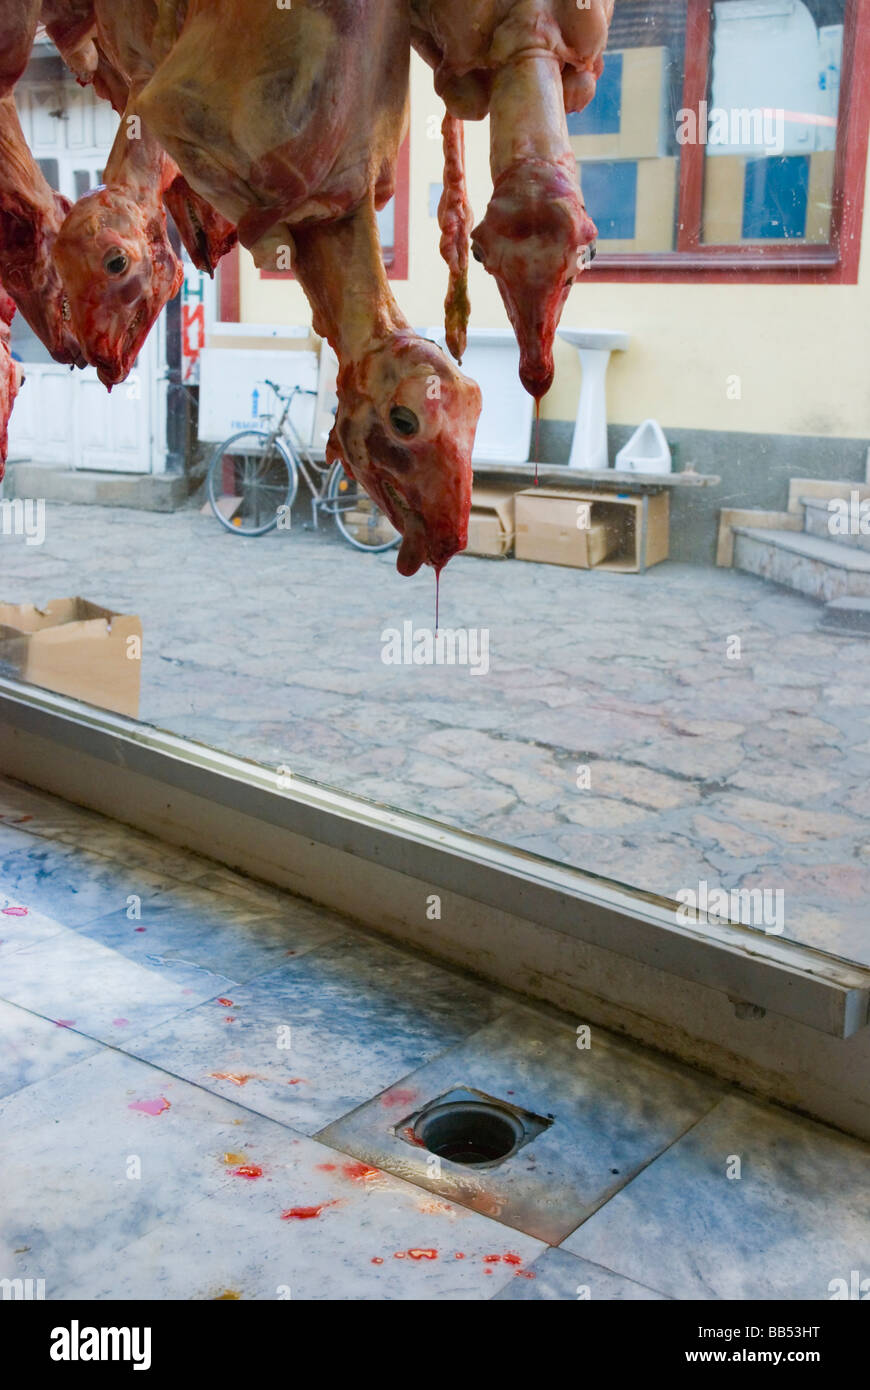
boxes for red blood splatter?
[380,1088,416,1108]
[281,1201,337,1221]
[54,1020,75,1029]
[128,1097,170,1116]
[134,927,146,933]
[515,1270,536,1279]
[209,1072,258,1086]
[217,998,233,1006]
[398,1249,437,1261]
[316,1163,337,1172]
[1,906,27,917]
[484,1252,523,1266]
[285,950,297,956]
[400,1126,426,1148]
[224,1017,236,1023]
[113,1018,129,1027]
[393,1252,406,1259]
[484,1268,494,1275]
[233,1165,263,1180]
[371,1257,384,1265]
[533,399,541,485]
[341,1161,379,1182]
[454,1253,466,1260]
[287,1078,307,1085]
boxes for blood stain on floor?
[280,1201,338,1220]
[380,1088,417,1108]
[128,1097,171,1116]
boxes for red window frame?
[590,0,869,285]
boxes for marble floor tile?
[0,894,69,958]
[0,928,237,1044]
[492,1246,668,1301]
[118,934,511,1133]
[0,1048,321,1294]
[562,1094,870,1300]
[0,838,174,928]
[0,778,108,843]
[56,1118,545,1301]
[74,880,342,986]
[318,1005,723,1243]
[0,998,101,1101]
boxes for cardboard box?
[343,506,398,546]
[0,598,142,717]
[515,489,669,572]
[466,487,517,557]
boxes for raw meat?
[130,0,482,575]
[0,283,23,474]
[412,0,613,398]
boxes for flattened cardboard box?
[467,486,517,557]
[0,598,142,717]
[515,488,669,571]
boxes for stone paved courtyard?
[2,503,869,968]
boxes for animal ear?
[326,422,352,478]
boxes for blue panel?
[742,156,810,240]
[567,52,623,136]
[579,160,637,241]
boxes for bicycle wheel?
[325,460,400,553]
[206,430,298,537]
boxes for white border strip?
[0,678,866,1040]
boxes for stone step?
[732,527,870,602]
[819,596,870,637]
[802,494,870,552]
[1,463,191,513]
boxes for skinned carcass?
[127,0,482,577]
[0,283,23,474]
[0,0,85,365]
[412,0,614,399]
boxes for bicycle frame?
[260,381,350,532]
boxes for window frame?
[589,0,869,285]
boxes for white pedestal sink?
[558,329,630,471]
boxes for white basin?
[558,329,630,353]
[558,328,630,470]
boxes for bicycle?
[205,379,401,552]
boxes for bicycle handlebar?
[260,379,317,400]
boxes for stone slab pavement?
[2,503,869,968]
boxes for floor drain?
[396,1086,552,1169]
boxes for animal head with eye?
[53,187,183,387]
[327,333,482,576]
[471,159,597,399]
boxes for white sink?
[558,329,630,354]
[557,329,630,470]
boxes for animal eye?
[389,405,419,438]
[103,249,129,276]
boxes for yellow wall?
[240,54,870,440]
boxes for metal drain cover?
[395,1086,552,1169]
